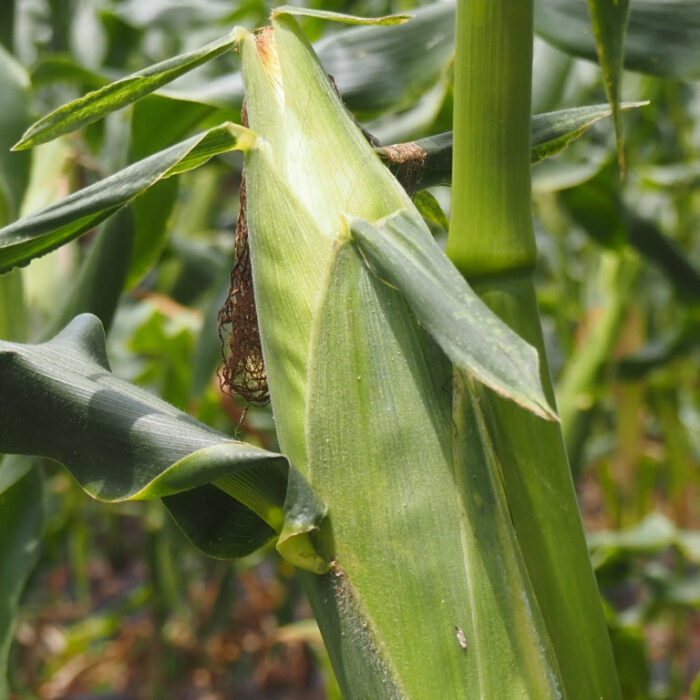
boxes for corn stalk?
[448,1,620,697]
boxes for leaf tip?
[10,137,31,152]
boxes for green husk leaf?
[304,241,562,697]
[350,210,557,420]
[306,239,460,697]
[0,122,255,273]
[239,17,416,471]
[272,6,411,25]
[586,0,631,170]
[451,372,563,698]
[0,314,328,570]
[13,31,239,151]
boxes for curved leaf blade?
[0,122,255,273]
[350,210,557,420]
[13,31,239,151]
[0,313,328,570]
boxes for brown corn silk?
[218,97,269,405]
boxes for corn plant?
[1,0,698,696]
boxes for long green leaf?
[379,103,645,191]
[530,102,645,162]
[0,313,328,571]
[29,0,696,144]
[271,6,411,25]
[0,122,255,273]
[350,210,556,420]
[13,30,239,151]
[536,0,700,80]
[0,466,43,699]
[586,0,630,169]
[0,45,31,223]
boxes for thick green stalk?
[449,1,621,698]
[448,0,535,276]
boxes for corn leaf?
[412,189,449,230]
[303,241,562,697]
[350,210,556,420]
[0,46,31,223]
[536,0,700,80]
[271,6,411,25]
[0,314,328,571]
[0,270,25,345]
[530,102,645,162]
[0,465,43,699]
[12,30,239,151]
[380,103,646,190]
[0,122,255,273]
[586,0,631,169]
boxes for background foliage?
[0,0,698,697]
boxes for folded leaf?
[0,314,328,571]
[0,122,255,273]
[350,210,557,420]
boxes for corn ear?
[239,16,417,472]
[236,11,568,697]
